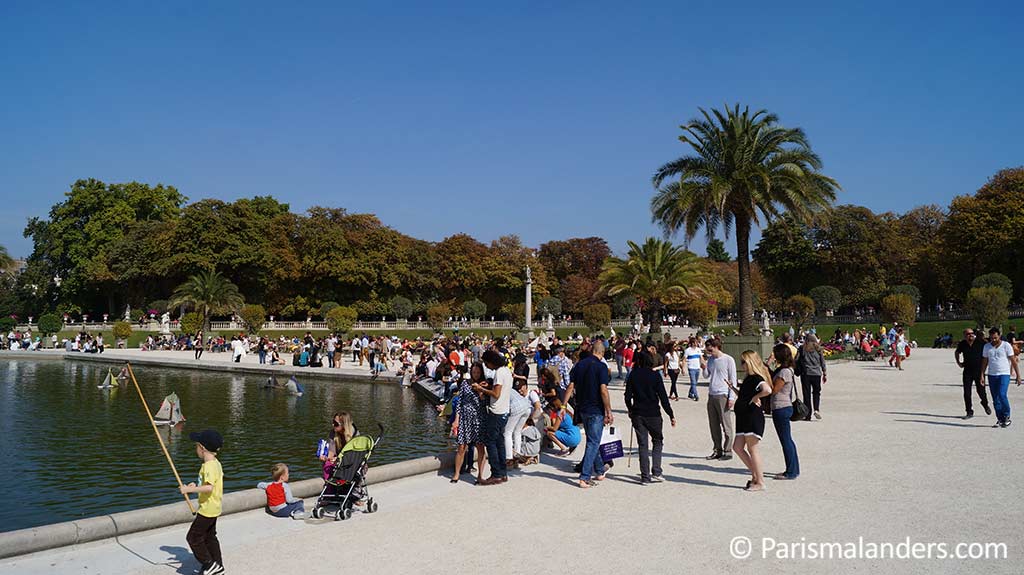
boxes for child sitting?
[257,463,306,519]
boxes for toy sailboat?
[153,392,186,426]
[97,368,119,389]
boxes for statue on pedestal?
[160,312,171,334]
[124,304,131,322]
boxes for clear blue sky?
[1,0,1021,259]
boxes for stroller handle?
[376,422,385,441]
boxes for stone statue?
[525,265,531,282]
[761,309,770,332]
[546,313,554,330]
[124,304,131,322]
[160,312,171,334]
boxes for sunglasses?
[332,421,341,427]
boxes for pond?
[0,360,449,532]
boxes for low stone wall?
[0,452,454,560]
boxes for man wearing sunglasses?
[955,329,990,420]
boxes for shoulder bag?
[789,369,810,421]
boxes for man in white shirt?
[326,336,336,368]
[702,338,737,460]
[477,349,513,485]
[981,327,1021,428]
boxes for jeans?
[258,350,266,364]
[989,374,1011,423]
[504,408,530,457]
[962,369,989,415]
[667,369,680,398]
[615,354,624,378]
[483,411,509,478]
[326,352,334,368]
[633,415,664,480]
[688,369,700,399]
[186,514,222,568]
[800,375,822,415]
[268,500,305,517]
[772,406,800,478]
[578,413,606,481]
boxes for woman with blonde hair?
[730,350,773,491]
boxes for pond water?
[0,360,449,532]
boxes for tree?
[389,295,413,320]
[326,306,358,334]
[426,304,449,331]
[538,296,562,318]
[503,303,527,330]
[880,294,916,326]
[598,237,713,333]
[972,273,1013,298]
[0,245,12,271]
[0,317,14,333]
[280,295,313,319]
[537,237,610,310]
[462,298,486,320]
[583,303,611,334]
[752,215,821,298]
[38,313,62,337]
[179,312,203,335]
[147,300,170,314]
[653,105,839,335]
[238,304,266,334]
[680,298,717,329]
[966,287,1009,330]
[785,295,815,329]
[611,292,638,318]
[889,285,921,306]
[112,320,132,342]
[170,270,244,333]
[705,238,731,262]
[808,286,842,315]
[318,301,340,318]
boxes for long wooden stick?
[126,362,195,514]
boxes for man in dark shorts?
[954,328,990,420]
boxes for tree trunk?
[735,221,755,336]
[648,299,663,334]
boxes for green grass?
[715,320,976,347]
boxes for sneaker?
[993,422,1003,428]
[202,563,225,575]
[1004,419,1012,428]
[984,405,992,415]
[963,413,974,420]
[290,510,307,519]
[719,454,733,461]
[650,475,665,483]
[813,411,822,420]
[705,451,722,460]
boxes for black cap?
[189,429,223,452]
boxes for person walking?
[451,362,487,483]
[702,338,736,461]
[194,330,204,360]
[664,342,682,401]
[954,328,991,419]
[476,350,512,485]
[769,344,800,480]
[731,350,773,492]
[624,350,676,483]
[981,327,1021,428]
[569,340,613,488]
[796,334,826,421]
[684,337,704,401]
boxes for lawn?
[715,320,977,348]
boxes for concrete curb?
[0,452,454,560]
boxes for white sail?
[98,369,117,389]
[154,392,185,425]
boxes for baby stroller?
[311,424,383,521]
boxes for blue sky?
[1,1,1021,259]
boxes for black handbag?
[789,371,810,421]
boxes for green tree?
[280,295,313,318]
[808,286,842,315]
[325,306,358,334]
[583,303,611,334]
[652,105,839,335]
[38,313,63,337]
[426,303,449,331]
[598,237,713,333]
[238,304,266,334]
[705,238,731,262]
[503,302,527,330]
[112,320,132,342]
[0,245,12,271]
[752,215,821,297]
[318,301,340,318]
[179,312,203,335]
[170,270,244,333]
[147,300,170,314]
[0,317,15,333]
[785,295,816,329]
[611,292,638,318]
[881,293,916,326]
[966,286,1009,330]
[680,298,717,329]
[389,295,413,320]
[537,237,610,311]
[462,298,486,319]
[889,285,921,306]
[538,296,562,318]
[972,273,1013,298]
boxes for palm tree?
[170,270,244,333]
[652,105,839,335]
[599,237,713,333]
[0,245,12,272]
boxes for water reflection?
[0,361,449,532]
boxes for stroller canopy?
[341,434,374,454]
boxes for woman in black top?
[731,350,773,492]
[624,350,676,483]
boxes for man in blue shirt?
[568,341,612,488]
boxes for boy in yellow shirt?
[181,430,225,575]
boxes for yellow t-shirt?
[197,458,224,518]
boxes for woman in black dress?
[731,350,773,492]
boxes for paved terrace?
[0,349,1020,574]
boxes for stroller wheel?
[311,507,322,519]
[340,508,353,521]
[369,500,379,513]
